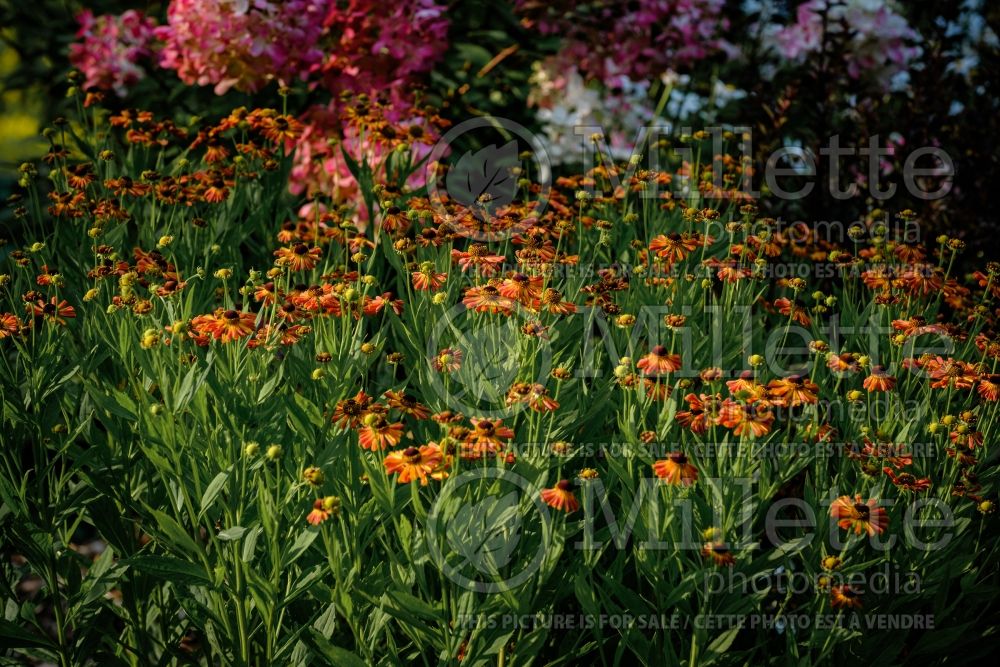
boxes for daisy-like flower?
[432,347,463,373]
[462,417,514,459]
[830,585,863,610]
[306,496,340,526]
[774,297,811,326]
[331,390,374,429]
[534,288,577,315]
[675,393,721,434]
[275,244,322,272]
[540,479,580,513]
[462,284,515,314]
[29,297,76,325]
[411,262,447,291]
[358,414,405,451]
[649,232,702,265]
[383,444,444,486]
[452,244,506,275]
[882,467,931,493]
[384,390,431,420]
[718,400,774,437]
[652,451,698,486]
[827,352,861,374]
[863,366,896,392]
[364,292,404,316]
[637,345,682,376]
[829,495,888,536]
[701,540,735,566]
[767,376,819,407]
[1,313,23,338]
[499,273,543,305]
[210,309,256,343]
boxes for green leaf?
[126,556,211,586]
[198,469,230,519]
[217,525,248,541]
[305,629,368,667]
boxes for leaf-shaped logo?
[446,490,522,574]
[446,141,520,214]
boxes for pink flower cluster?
[768,0,921,89]
[319,0,450,99]
[517,0,733,84]
[289,102,437,215]
[68,10,158,97]
[155,0,331,95]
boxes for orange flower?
[209,309,256,343]
[412,264,447,291]
[882,467,931,493]
[331,390,373,429]
[384,390,431,419]
[540,479,580,513]
[305,496,340,526]
[652,452,698,486]
[637,345,682,376]
[830,585,863,610]
[533,288,577,315]
[826,352,860,374]
[766,376,819,407]
[384,444,444,485]
[701,541,735,566]
[462,285,514,314]
[499,273,543,305]
[718,400,774,437]
[675,393,721,434]
[452,244,506,275]
[863,366,896,392]
[774,297,811,326]
[275,244,322,272]
[1,313,23,338]
[829,494,888,536]
[432,347,463,373]
[29,297,76,325]
[358,415,404,450]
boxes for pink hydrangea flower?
[289,102,437,220]
[319,0,450,98]
[156,0,331,95]
[517,0,734,85]
[766,0,921,90]
[69,10,158,97]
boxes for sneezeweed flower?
[383,444,444,485]
[207,309,256,342]
[701,540,735,567]
[462,285,515,315]
[303,466,325,486]
[29,297,76,325]
[821,556,842,571]
[637,345,682,376]
[275,244,322,271]
[243,441,260,457]
[652,452,698,486]
[412,262,447,291]
[882,467,931,493]
[829,495,888,536]
[1,313,24,338]
[767,376,819,407]
[266,444,282,460]
[306,496,341,525]
[540,480,580,513]
[432,347,463,373]
[358,414,404,450]
[829,585,864,610]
